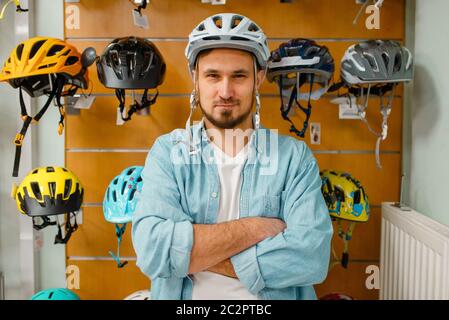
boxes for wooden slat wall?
[64,0,405,300]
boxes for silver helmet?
[341,40,413,85]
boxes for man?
[132,13,333,300]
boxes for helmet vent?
[48,182,56,199]
[64,179,72,199]
[213,16,222,29]
[129,188,136,201]
[381,52,390,69]
[203,36,220,41]
[137,176,142,183]
[47,45,65,57]
[197,23,205,32]
[393,52,402,72]
[230,36,249,42]
[112,190,117,202]
[113,178,118,185]
[127,167,135,175]
[65,56,79,66]
[231,16,242,29]
[30,182,43,201]
[32,169,39,174]
[29,40,47,60]
[46,167,55,173]
[62,168,68,172]
[16,44,25,60]
[49,292,54,299]
[248,23,259,32]
[38,63,56,70]
[121,182,126,195]
[353,190,361,204]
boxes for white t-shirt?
[191,142,259,300]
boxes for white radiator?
[380,202,449,300]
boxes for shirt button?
[211,192,218,198]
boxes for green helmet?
[30,288,80,300]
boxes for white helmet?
[124,290,151,300]
[185,13,270,70]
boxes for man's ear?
[256,69,266,89]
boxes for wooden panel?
[315,154,401,205]
[330,208,381,261]
[68,207,136,257]
[65,0,404,39]
[315,262,379,300]
[261,97,403,152]
[66,96,191,149]
[66,152,147,203]
[67,260,150,300]
[67,96,402,151]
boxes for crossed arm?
[189,217,287,278]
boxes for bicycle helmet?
[0,37,93,177]
[185,13,270,70]
[0,37,88,96]
[103,166,143,268]
[96,37,166,122]
[31,288,80,300]
[13,166,83,244]
[320,169,369,269]
[267,39,335,138]
[341,40,413,85]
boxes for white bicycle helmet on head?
[185,13,270,71]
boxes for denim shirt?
[132,118,333,300]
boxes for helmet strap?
[109,223,128,268]
[185,59,200,155]
[32,216,57,230]
[54,212,78,244]
[115,88,159,122]
[253,58,261,130]
[278,73,314,138]
[12,77,60,177]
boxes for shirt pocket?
[261,193,282,218]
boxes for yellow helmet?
[0,37,88,97]
[13,166,84,244]
[14,166,83,217]
[320,170,369,222]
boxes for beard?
[199,96,254,129]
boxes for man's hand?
[206,258,237,278]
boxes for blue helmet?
[31,288,80,300]
[103,166,144,224]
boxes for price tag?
[74,95,96,109]
[132,9,149,29]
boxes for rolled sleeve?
[231,144,333,293]
[230,246,265,295]
[132,137,194,280]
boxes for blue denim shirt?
[132,119,333,300]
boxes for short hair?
[195,48,262,71]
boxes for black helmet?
[97,37,166,89]
[96,37,166,122]
[267,39,335,138]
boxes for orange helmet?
[0,37,88,97]
[0,37,94,177]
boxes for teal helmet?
[103,166,144,224]
[31,288,80,300]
